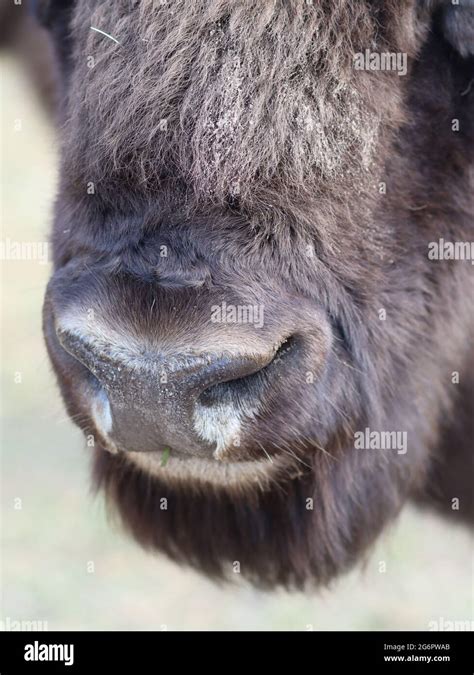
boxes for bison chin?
[93,430,416,590]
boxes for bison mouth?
[120,448,295,492]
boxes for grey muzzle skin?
[56,327,281,458]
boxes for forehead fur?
[65,0,423,210]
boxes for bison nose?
[56,328,278,458]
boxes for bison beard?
[33,0,474,589]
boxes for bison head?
[40,0,474,588]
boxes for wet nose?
[56,328,278,457]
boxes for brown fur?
[24,0,474,588]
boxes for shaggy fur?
[31,0,474,588]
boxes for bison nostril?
[198,335,298,408]
[192,336,301,457]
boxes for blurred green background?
[1,52,472,631]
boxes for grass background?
[1,52,472,631]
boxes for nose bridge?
[57,326,273,393]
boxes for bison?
[19,0,473,588]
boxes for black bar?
[0,631,472,673]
